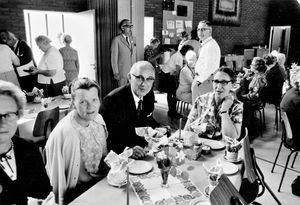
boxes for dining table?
[17,95,71,143]
[70,134,245,205]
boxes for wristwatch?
[220,110,228,114]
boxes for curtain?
[88,0,118,99]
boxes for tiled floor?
[153,93,300,205]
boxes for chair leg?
[291,152,298,168]
[275,105,279,131]
[271,140,283,173]
[263,181,282,205]
[278,151,294,192]
[262,107,265,129]
[258,110,263,138]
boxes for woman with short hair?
[45,77,109,204]
[184,67,243,139]
[29,35,66,97]
[0,80,51,204]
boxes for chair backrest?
[33,106,59,140]
[241,129,256,183]
[243,49,255,67]
[281,110,293,140]
[210,174,248,205]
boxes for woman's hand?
[221,95,234,112]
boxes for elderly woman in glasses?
[184,67,243,139]
[0,80,51,204]
[45,78,109,204]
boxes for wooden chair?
[271,111,299,192]
[33,106,59,151]
[239,131,281,204]
[176,99,191,117]
[210,174,248,205]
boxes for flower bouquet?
[224,136,242,161]
[203,159,223,195]
[25,87,44,103]
[154,136,186,188]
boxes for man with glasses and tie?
[100,61,159,159]
[191,20,221,103]
[185,67,243,140]
[111,19,137,87]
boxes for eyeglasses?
[197,28,211,32]
[131,74,155,83]
[212,79,232,86]
[123,25,133,28]
[0,112,18,121]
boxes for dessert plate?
[223,155,243,163]
[199,138,225,150]
[129,160,153,175]
[222,161,238,175]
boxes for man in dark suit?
[100,61,159,159]
[0,136,52,204]
[0,31,37,92]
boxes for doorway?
[269,26,291,58]
[23,10,96,80]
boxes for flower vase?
[157,158,171,188]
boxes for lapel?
[120,35,132,51]
[124,85,138,117]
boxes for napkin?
[104,148,133,187]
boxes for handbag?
[291,176,300,197]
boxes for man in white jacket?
[191,20,221,103]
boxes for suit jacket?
[261,63,285,104]
[14,40,36,66]
[99,85,159,154]
[0,136,51,205]
[111,34,137,86]
[13,39,37,92]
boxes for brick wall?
[0,0,87,40]
[145,0,271,55]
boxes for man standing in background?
[191,20,221,103]
[0,30,36,91]
[111,19,137,87]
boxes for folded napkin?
[104,148,133,187]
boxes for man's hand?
[114,73,120,81]
[131,146,146,159]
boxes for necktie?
[137,99,142,118]
[126,36,130,45]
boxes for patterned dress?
[59,46,79,85]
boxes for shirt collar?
[201,36,213,46]
[130,87,143,109]
[13,40,18,50]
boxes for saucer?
[223,155,243,163]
